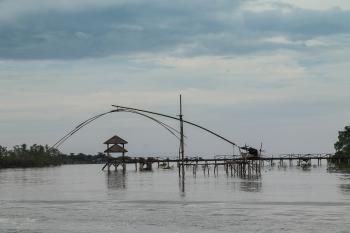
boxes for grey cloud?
[243,8,350,39]
[0,1,349,59]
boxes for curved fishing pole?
[119,109,181,135]
[52,109,183,149]
[52,110,115,149]
[118,109,182,141]
[112,105,238,148]
[52,105,239,153]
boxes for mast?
[179,95,185,178]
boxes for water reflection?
[240,178,262,192]
[105,171,127,190]
[324,165,350,195]
[223,175,263,193]
[178,177,186,197]
[327,163,350,174]
[339,184,350,194]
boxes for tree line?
[0,144,106,169]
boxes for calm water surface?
[1,163,350,233]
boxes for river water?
[1,163,350,233]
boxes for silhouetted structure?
[102,135,128,173]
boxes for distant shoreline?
[0,143,106,169]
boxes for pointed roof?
[104,135,128,145]
[104,144,128,153]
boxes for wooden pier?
[102,153,349,177]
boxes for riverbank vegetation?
[334,124,350,157]
[329,124,350,168]
[0,144,106,169]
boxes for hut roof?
[104,135,128,145]
[104,144,128,153]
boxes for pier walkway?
[102,153,349,177]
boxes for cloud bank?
[0,0,349,59]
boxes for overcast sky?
[1,0,349,157]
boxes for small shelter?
[104,135,128,145]
[104,144,128,154]
[103,135,128,172]
[104,135,128,157]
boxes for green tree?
[334,125,350,156]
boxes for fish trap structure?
[53,96,347,180]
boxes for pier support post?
[122,145,126,174]
[225,162,229,176]
[214,160,217,175]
